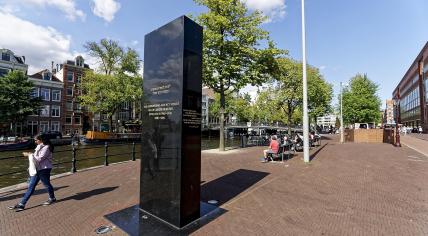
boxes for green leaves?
[81,39,143,131]
[342,74,381,125]
[194,0,283,94]
[0,70,41,125]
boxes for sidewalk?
[1,136,428,235]
[401,134,428,157]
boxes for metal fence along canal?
[0,137,241,188]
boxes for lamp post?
[394,98,401,147]
[340,82,344,143]
[301,0,310,163]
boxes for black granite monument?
[140,16,203,229]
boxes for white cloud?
[11,0,86,21]
[319,65,326,70]
[91,0,121,22]
[0,10,75,74]
[242,0,286,22]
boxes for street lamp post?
[340,82,344,143]
[301,0,310,163]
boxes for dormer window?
[43,71,52,80]
[2,53,10,61]
[75,56,84,67]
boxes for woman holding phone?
[8,134,56,212]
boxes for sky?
[0,0,427,109]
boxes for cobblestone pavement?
[1,135,428,236]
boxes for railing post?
[132,142,136,161]
[104,141,109,166]
[71,142,77,173]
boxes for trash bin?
[240,135,247,148]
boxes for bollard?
[71,142,77,173]
[104,141,109,166]
[132,142,136,161]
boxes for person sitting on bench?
[262,135,279,162]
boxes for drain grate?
[95,225,112,234]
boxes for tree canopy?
[264,58,333,134]
[0,70,41,135]
[80,39,143,131]
[342,74,381,125]
[193,0,283,150]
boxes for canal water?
[0,137,240,188]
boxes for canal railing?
[0,142,139,178]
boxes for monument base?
[105,202,224,236]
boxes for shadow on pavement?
[201,169,269,205]
[57,186,118,202]
[105,169,268,235]
[0,185,69,202]
[310,143,328,161]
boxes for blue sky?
[0,0,427,108]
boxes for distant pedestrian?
[8,134,56,212]
[419,126,423,134]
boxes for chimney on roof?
[51,61,54,72]
[22,56,25,63]
[56,64,59,72]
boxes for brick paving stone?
[0,135,427,235]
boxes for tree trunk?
[287,105,292,136]
[109,115,113,132]
[219,90,225,151]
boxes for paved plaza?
[1,135,428,235]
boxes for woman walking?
[8,134,56,212]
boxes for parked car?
[40,131,62,139]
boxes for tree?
[307,66,333,124]
[84,39,141,76]
[0,71,41,136]
[80,39,143,131]
[193,0,283,150]
[253,88,285,125]
[342,74,381,125]
[272,58,303,135]
[266,58,333,134]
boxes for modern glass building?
[393,42,428,131]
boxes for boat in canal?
[80,131,141,145]
[0,139,34,152]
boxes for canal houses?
[27,69,64,136]
[54,56,92,136]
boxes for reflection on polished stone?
[140,15,203,228]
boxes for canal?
[0,137,241,188]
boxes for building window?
[76,103,81,111]
[51,105,60,117]
[67,71,74,82]
[0,67,9,77]
[119,111,129,121]
[40,121,49,132]
[51,121,60,132]
[76,75,81,83]
[52,90,61,101]
[40,88,50,101]
[31,88,39,98]
[27,121,38,136]
[1,53,10,61]
[40,105,50,117]
[43,72,51,80]
[66,86,73,96]
[74,116,81,125]
[66,116,72,124]
[66,101,73,111]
